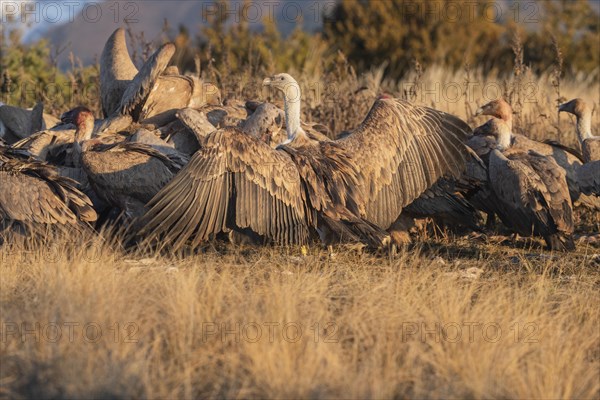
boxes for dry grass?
[1,231,599,399]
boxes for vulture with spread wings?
[135,73,471,249]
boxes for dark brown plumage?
[0,145,97,233]
[485,119,575,251]
[576,161,600,196]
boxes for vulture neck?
[74,117,95,155]
[496,126,512,151]
[575,111,593,142]
[499,111,513,131]
[281,82,307,144]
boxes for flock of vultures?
[0,28,599,253]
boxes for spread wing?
[136,127,310,249]
[100,28,139,117]
[337,98,471,228]
[118,43,175,120]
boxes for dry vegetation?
[1,231,599,399]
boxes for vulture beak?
[558,102,568,112]
[60,111,70,124]
[262,77,272,87]
[474,106,484,116]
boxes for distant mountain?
[32,0,327,69]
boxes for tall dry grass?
[1,231,599,399]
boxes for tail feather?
[320,214,389,249]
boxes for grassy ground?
[1,230,599,399]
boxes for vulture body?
[0,145,97,235]
[61,107,183,219]
[476,98,599,208]
[100,28,220,124]
[403,179,482,230]
[12,118,132,214]
[484,119,575,251]
[135,73,471,249]
[576,162,600,196]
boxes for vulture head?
[61,106,95,142]
[559,98,589,118]
[262,73,304,143]
[262,73,301,102]
[475,98,513,124]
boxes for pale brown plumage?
[118,43,176,121]
[559,99,600,196]
[174,108,217,146]
[202,99,250,128]
[61,107,183,219]
[336,98,469,229]
[12,126,76,162]
[559,98,599,162]
[100,28,221,123]
[240,102,284,144]
[135,73,470,249]
[485,119,574,251]
[0,145,97,232]
[476,98,598,208]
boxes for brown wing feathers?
[0,148,97,227]
[339,99,471,228]
[137,128,310,248]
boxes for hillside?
[35,0,323,69]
